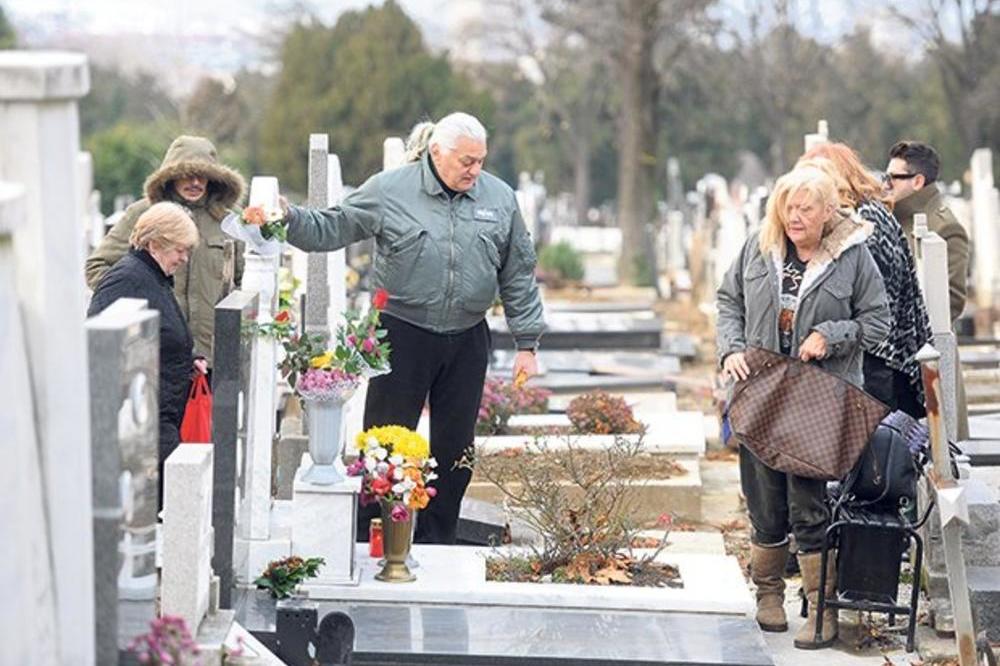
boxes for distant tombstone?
[0,180,59,666]
[306,134,332,340]
[970,149,999,314]
[803,119,829,152]
[383,137,405,171]
[212,290,258,608]
[85,297,160,664]
[0,49,95,664]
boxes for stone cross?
[0,50,95,665]
[85,297,160,664]
[918,345,978,666]
[915,214,960,441]
[0,179,60,666]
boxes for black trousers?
[358,314,490,544]
[863,353,925,419]
[739,445,829,553]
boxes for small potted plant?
[254,555,325,600]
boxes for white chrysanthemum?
[376,461,389,475]
[366,436,379,450]
[389,454,404,466]
[392,482,406,495]
[402,477,416,491]
[393,467,404,481]
[428,458,438,468]
[372,446,388,461]
[364,457,377,473]
[426,472,438,482]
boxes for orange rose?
[243,206,267,226]
[407,485,430,510]
[403,466,423,483]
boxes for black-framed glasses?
[882,171,919,184]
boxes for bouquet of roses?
[241,204,286,241]
[346,425,438,522]
[336,288,392,377]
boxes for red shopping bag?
[180,374,213,443]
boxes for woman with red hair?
[798,143,931,418]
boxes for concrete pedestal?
[292,454,361,587]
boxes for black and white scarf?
[858,199,932,398]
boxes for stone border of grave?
[465,457,703,523]
[302,544,752,615]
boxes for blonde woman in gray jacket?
[716,164,890,650]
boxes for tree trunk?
[615,0,660,286]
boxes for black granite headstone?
[212,290,258,608]
[86,297,160,663]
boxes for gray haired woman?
[716,164,890,649]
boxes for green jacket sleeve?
[499,206,545,349]
[715,239,750,367]
[286,174,383,252]
[811,246,890,358]
[939,216,969,322]
[85,200,150,289]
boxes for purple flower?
[346,459,365,476]
[390,503,410,522]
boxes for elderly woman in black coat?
[88,202,204,508]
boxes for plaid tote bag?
[728,347,890,480]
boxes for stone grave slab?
[633,530,727,556]
[968,566,1000,641]
[480,410,704,457]
[509,371,668,394]
[236,598,773,665]
[488,312,662,350]
[466,457,703,523]
[492,349,682,376]
[962,440,1000,467]
[545,299,657,314]
[548,390,678,413]
[968,414,1000,440]
[302,544,751,615]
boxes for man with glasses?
[885,141,969,323]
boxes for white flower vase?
[302,398,348,485]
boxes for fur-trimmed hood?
[770,207,873,297]
[143,135,246,220]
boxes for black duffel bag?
[841,421,920,508]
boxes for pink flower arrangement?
[295,365,360,403]
[476,376,551,435]
[127,615,200,665]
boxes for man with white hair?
[282,112,545,544]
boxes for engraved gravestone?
[212,289,258,608]
[85,297,160,663]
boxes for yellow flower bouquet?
[346,425,438,521]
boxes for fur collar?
[770,208,872,296]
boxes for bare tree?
[543,0,715,285]
[470,0,611,226]
[891,0,1000,158]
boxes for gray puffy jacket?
[716,212,891,387]
[287,155,545,350]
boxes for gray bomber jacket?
[286,155,545,349]
[716,211,890,387]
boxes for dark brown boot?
[794,551,838,649]
[750,543,789,632]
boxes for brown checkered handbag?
[728,347,890,480]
